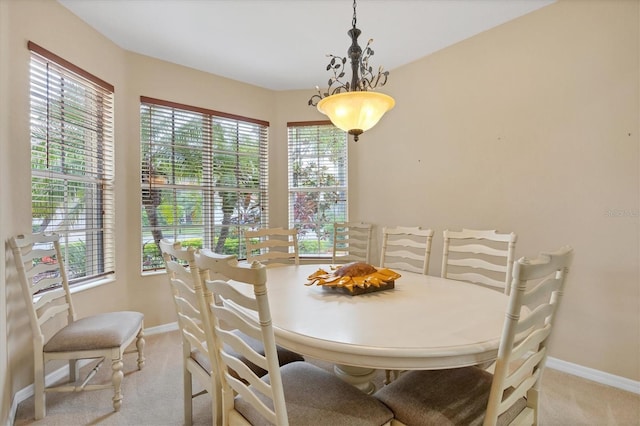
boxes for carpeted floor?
[13,330,640,425]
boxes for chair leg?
[34,358,46,420]
[384,369,392,385]
[529,387,540,426]
[212,374,223,425]
[184,368,193,425]
[384,369,401,385]
[111,357,124,412]
[136,328,146,369]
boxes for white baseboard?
[9,323,638,425]
[546,356,640,395]
[144,321,178,335]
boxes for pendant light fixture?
[308,0,395,141]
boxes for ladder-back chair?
[245,227,300,268]
[160,239,220,425]
[375,246,574,426]
[198,253,394,426]
[332,222,373,264]
[380,226,434,275]
[160,241,304,424]
[9,233,145,420]
[441,229,518,294]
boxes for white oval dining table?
[237,263,510,393]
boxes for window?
[29,41,115,286]
[140,97,269,272]
[287,121,348,256]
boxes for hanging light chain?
[352,0,357,29]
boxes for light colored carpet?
[13,330,640,425]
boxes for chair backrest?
[159,240,222,421]
[195,252,288,425]
[484,246,573,425]
[159,239,219,345]
[332,222,373,264]
[441,228,517,294]
[380,226,434,274]
[245,227,299,268]
[9,233,75,351]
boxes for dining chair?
[332,221,373,264]
[375,245,574,426]
[159,239,221,425]
[245,227,300,268]
[380,226,435,274]
[195,248,305,375]
[199,253,395,426]
[379,226,435,383]
[441,228,518,294]
[160,240,304,425]
[9,233,145,420]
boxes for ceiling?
[58,0,555,91]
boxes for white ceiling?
[58,0,555,91]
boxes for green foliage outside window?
[288,124,348,256]
[141,100,268,271]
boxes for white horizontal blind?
[29,42,115,286]
[287,122,347,256]
[140,97,269,271]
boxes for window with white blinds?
[140,97,269,271]
[29,41,115,287]
[287,121,348,256]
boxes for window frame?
[140,97,269,272]
[29,41,115,288]
[287,121,348,257]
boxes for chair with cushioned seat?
[379,225,434,384]
[160,239,219,425]
[375,246,574,426]
[380,226,434,275]
[160,240,304,425]
[197,251,395,426]
[10,233,145,420]
[441,228,518,295]
[332,221,373,264]
[245,227,300,268]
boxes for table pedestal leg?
[333,364,377,394]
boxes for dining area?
[157,224,573,425]
[11,221,576,425]
[8,223,572,424]
[4,1,639,425]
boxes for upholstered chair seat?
[44,312,144,352]
[375,367,526,426]
[236,361,393,426]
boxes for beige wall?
[1,0,638,421]
[350,0,639,381]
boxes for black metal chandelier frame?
[308,0,390,107]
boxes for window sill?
[69,276,116,295]
[141,269,166,278]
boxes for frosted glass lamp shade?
[317,91,395,138]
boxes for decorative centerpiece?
[305,262,400,296]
